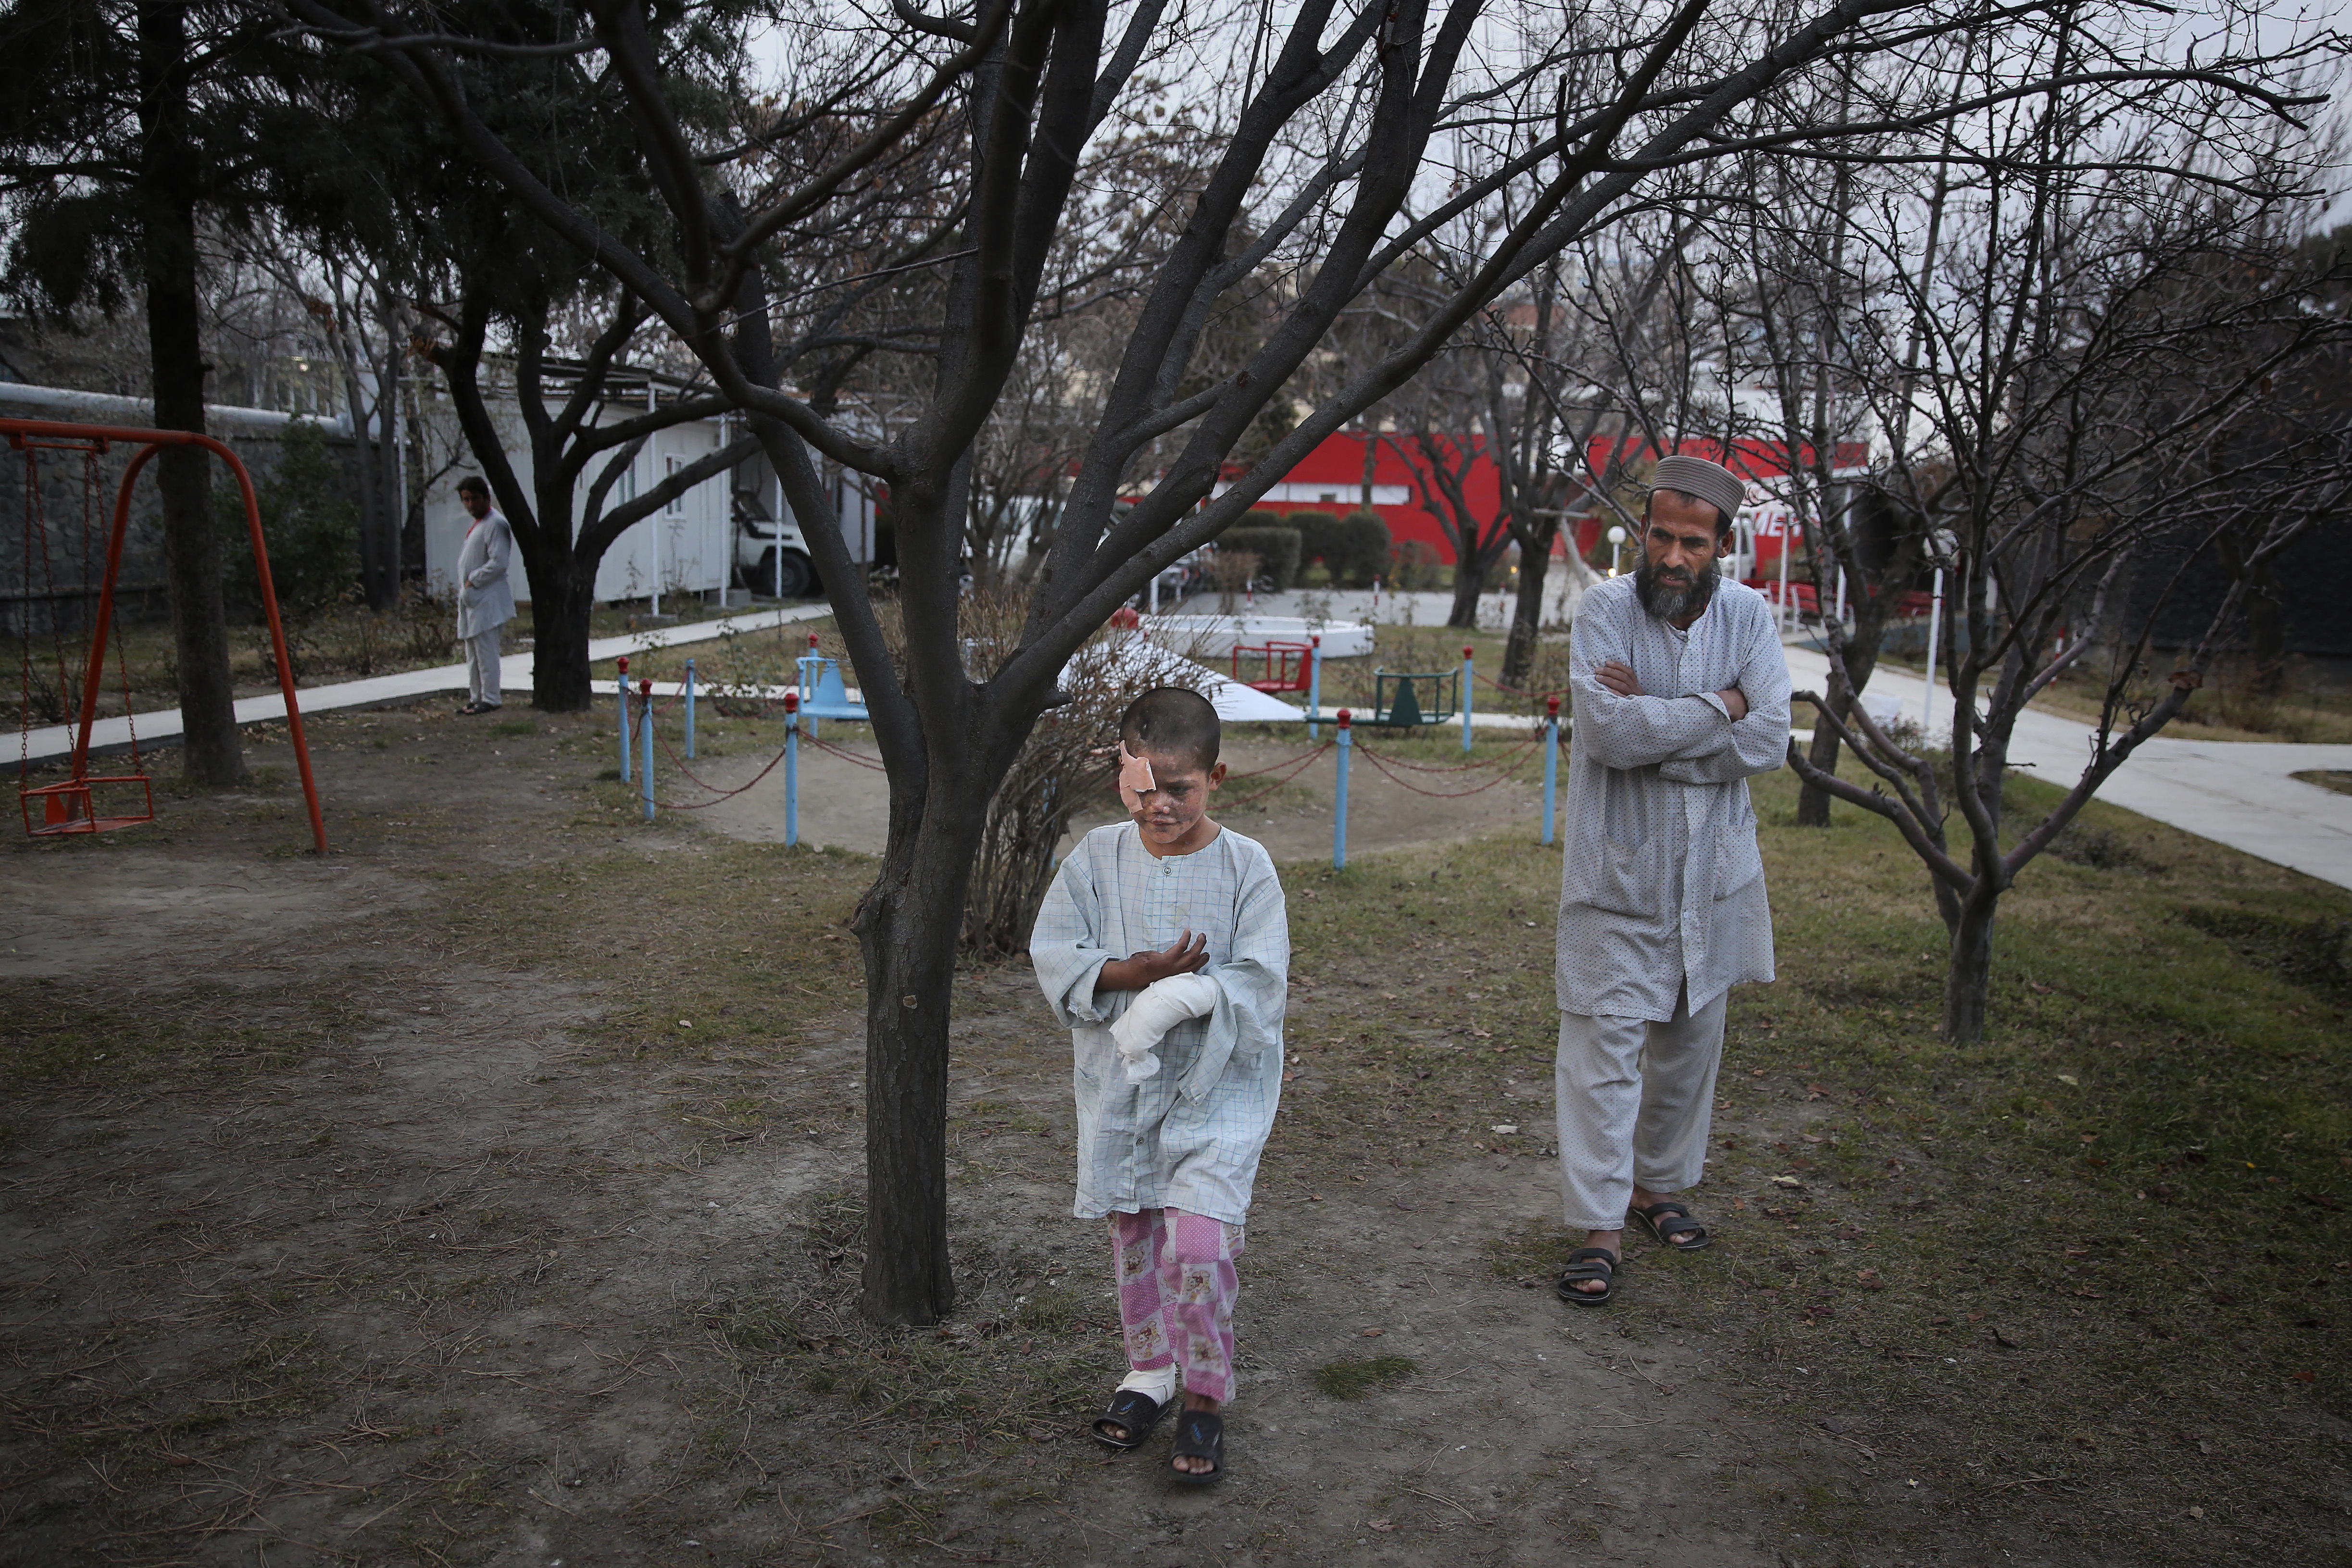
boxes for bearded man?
[1550,454,1791,1307]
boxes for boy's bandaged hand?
[1107,971,1219,1082]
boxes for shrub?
[1218,525,1302,591]
[942,588,1215,956]
[1389,537,1444,591]
[219,420,358,618]
[1332,510,1391,587]
[1284,509,1342,577]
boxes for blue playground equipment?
[795,632,868,735]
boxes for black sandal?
[1555,1246,1618,1306]
[1628,1200,1710,1251]
[1169,1409,1225,1485]
[1090,1389,1168,1450]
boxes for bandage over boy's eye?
[1108,971,1218,1082]
[1117,742,1156,811]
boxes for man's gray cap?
[1650,455,1745,526]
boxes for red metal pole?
[6,417,329,853]
[70,441,142,779]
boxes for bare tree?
[1786,55,2352,1039]
[287,0,2337,1320]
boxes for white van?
[733,494,819,598]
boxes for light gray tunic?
[1029,822,1289,1225]
[1557,574,1791,1022]
[456,509,516,638]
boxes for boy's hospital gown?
[1029,821,1289,1226]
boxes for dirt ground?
[8,701,2332,1568]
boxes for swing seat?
[20,773,154,837]
[797,656,868,720]
[1230,640,1313,694]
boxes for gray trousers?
[1553,987,1728,1231]
[464,625,503,707]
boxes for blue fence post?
[616,656,632,783]
[684,657,697,759]
[1542,693,1560,846]
[1461,645,1475,752]
[784,690,800,847]
[1333,709,1352,869]
[1307,634,1322,740]
[639,680,656,822]
[805,632,823,740]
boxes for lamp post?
[1606,525,1627,577]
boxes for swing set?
[10,416,327,852]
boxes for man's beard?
[1635,555,1721,621]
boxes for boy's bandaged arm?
[1107,971,1221,1083]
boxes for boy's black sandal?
[1555,1247,1618,1307]
[1089,1390,1167,1450]
[1169,1410,1226,1485]
[1628,1200,1710,1251]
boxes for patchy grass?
[1311,1355,1418,1400]
[7,697,2347,1564]
[1277,757,2352,1566]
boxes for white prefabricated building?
[422,406,875,604]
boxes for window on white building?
[664,455,686,516]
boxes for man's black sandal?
[1169,1410,1226,1485]
[1089,1390,1167,1450]
[1629,1200,1710,1251]
[1555,1247,1618,1307]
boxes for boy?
[1029,686,1289,1486]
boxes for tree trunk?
[856,790,989,1324]
[1444,547,1487,629]
[1795,612,1886,827]
[356,386,400,611]
[1940,884,2000,1041]
[524,547,598,711]
[1501,532,1553,689]
[139,0,242,787]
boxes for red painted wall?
[1232,433,1503,566]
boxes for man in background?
[1549,453,1792,1306]
[454,476,515,715]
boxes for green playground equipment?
[1369,667,1459,729]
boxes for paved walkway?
[20,604,834,764]
[1783,645,2352,893]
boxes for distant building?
[1213,432,1501,564]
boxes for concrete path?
[20,603,835,764]
[1783,644,2352,893]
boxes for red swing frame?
[11,417,328,853]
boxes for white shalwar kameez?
[455,508,516,708]
[1553,573,1790,1230]
[1029,821,1289,1227]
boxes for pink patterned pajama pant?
[1106,1208,1246,1404]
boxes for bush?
[945,588,1215,956]
[1389,537,1444,591]
[1218,525,1302,591]
[219,420,358,618]
[1332,510,1391,587]
[1284,509,1342,577]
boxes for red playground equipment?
[10,417,328,852]
[1229,640,1314,695]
